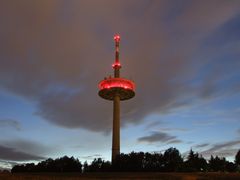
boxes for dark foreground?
[1,172,240,180]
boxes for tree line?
[11,148,240,173]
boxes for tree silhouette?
[185,149,207,172]
[128,152,145,171]
[11,148,240,173]
[235,150,240,165]
[225,162,237,172]
[163,147,183,172]
[113,152,145,171]
[11,156,82,173]
[209,155,226,172]
[83,161,89,172]
[235,149,240,172]
[84,158,111,172]
[144,152,164,171]
[11,164,26,173]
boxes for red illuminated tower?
[98,35,135,162]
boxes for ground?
[1,172,240,180]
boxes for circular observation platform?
[98,78,135,101]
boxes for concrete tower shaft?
[112,94,120,161]
[112,34,121,161]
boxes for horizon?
[0,0,240,170]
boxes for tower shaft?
[112,35,121,162]
[112,94,120,161]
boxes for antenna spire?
[112,35,121,76]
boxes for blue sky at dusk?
[0,0,240,169]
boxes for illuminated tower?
[98,35,135,162]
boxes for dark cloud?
[138,131,180,144]
[193,120,216,127]
[158,128,189,132]
[80,154,103,160]
[0,0,240,133]
[0,118,21,131]
[167,139,182,144]
[1,139,53,157]
[201,149,239,159]
[205,140,240,152]
[194,143,210,149]
[143,117,188,131]
[0,145,45,161]
[145,121,163,129]
[200,140,240,158]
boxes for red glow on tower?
[114,35,120,42]
[99,78,135,91]
[112,62,121,68]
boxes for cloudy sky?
[1,0,240,169]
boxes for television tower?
[98,35,135,162]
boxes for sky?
[0,0,240,169]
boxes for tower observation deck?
[98,35,135,162]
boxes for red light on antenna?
[114,35,120,42]
[112,62,121,68]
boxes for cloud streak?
[0,119,21,131]
[0,139,55,163]
[80,154,103,160]
[158,128,189,132]
[199,140,240,158]
[194,143,210,149]
[0,145,45,161]
[1,140,53,157]
[138,131,181,144]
